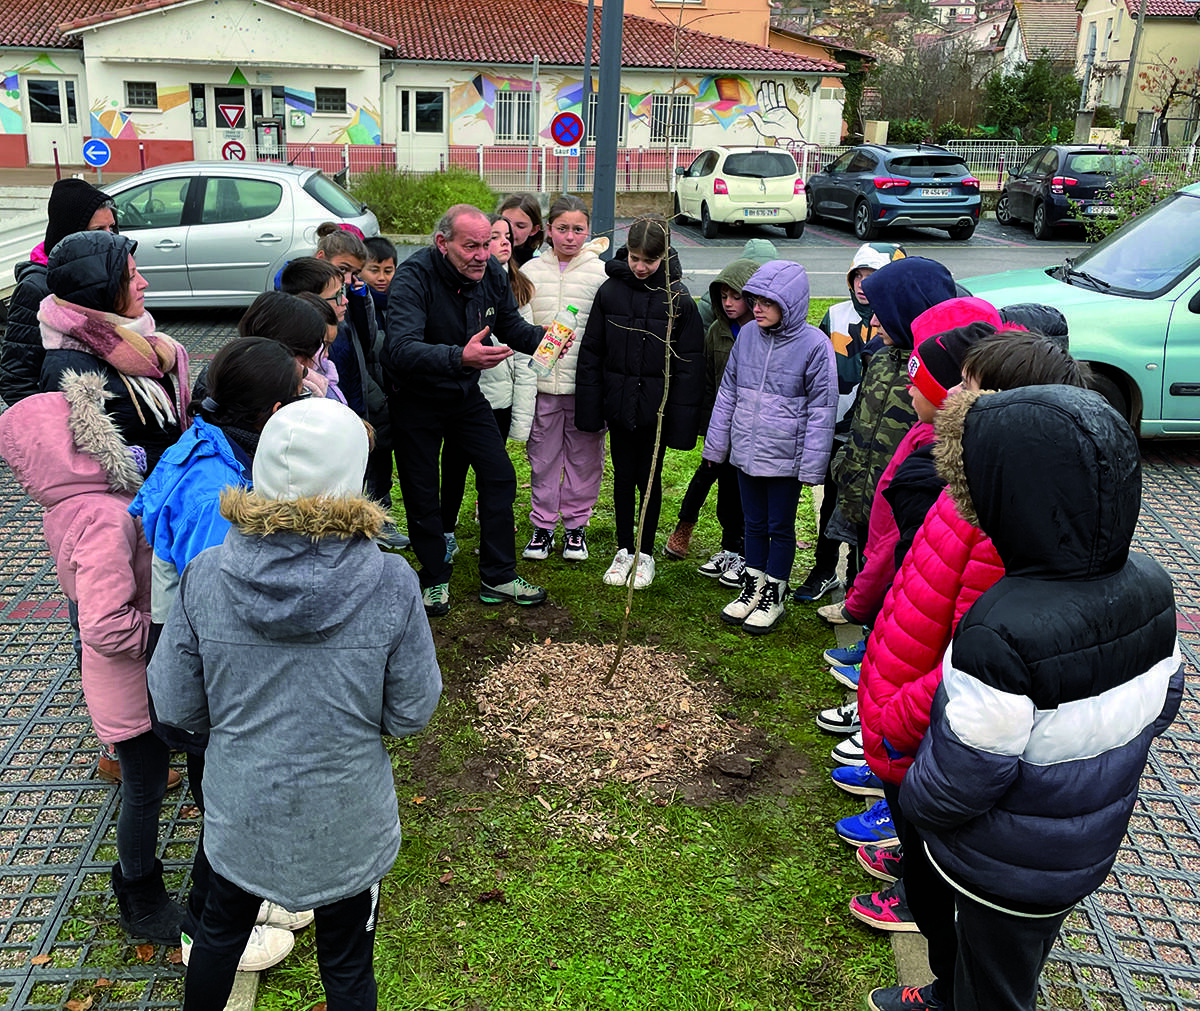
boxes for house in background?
[998,0,1080,72]
[0,0,845,172]
[1076,0,1200,128]
[604,0,774,47]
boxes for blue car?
[806,143,982,241]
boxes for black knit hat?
[44,179,116,255]
[908,321,997,408]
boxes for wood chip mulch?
[473,641,747,793]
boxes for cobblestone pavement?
[0,311,1198,1008]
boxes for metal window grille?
[495,91,532,145]
[314,87,347,114]
[125,81,158,109]
[650,94,693,146]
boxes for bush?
[351,168,498,234]
[1078,157,1198,240]
[935,121,972,144]
[889,118,933,143]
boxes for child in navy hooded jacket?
[703,260,837,634]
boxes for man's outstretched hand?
[461,327,514,370]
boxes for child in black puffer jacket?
[574,216,704,591]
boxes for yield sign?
[218,104,245,129]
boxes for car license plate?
[1086,204,1116,215]
[743,207,779,217]
[921,187,951,197]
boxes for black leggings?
[608,426,665,555]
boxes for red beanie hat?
[907,298,1003,408]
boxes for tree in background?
[1138,54,1200,146]
[983,54,1081,142]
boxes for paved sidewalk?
[0,310,1197,1008]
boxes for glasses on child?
[748,296,778,309]
[324,290,347,305]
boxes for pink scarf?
[39,295,191,431]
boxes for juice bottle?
[529,305,579,377]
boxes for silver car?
[102,161,379,308]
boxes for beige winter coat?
[512,237,609,438]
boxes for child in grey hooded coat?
[149,397,441,1010]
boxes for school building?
[0,0,848,174]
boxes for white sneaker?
[721,568,764,624]
[180,923,295,971]
[717,554,748,588]
[603,548,635,586]
[697,549,740,578]
[831,731,867,767]
[256,900,314,931]
[743,576,786,634]
[633,552,656,589]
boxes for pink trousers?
[526,393,606,530]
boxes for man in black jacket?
[383,204,548,616]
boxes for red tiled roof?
[1122,0,1199,15]
[1013,0,1078,59]
[12,0,843,72]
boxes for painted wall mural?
[2,53,74,134]
[447,70,810,146]
[333,101,381,145]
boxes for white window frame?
[650,94,693,146]
[495,90,533,145]
[314,87,347,115]
[124,81,158,110]
[586,92,627,145]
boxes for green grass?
[256,297,894,1010]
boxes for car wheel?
[1032,203,1051,240]
[806,198,819,224]
[784,220,804,239]
[1089,372,1131,424]
[673,192,687,225]
[853,201,877,240]
[700,202,718,239]
[948,222,975,241]
[994,192,1014,225]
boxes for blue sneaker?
[444,532,460,564]
[836,798,898,846]
[824,638,867,667]
[830,664,860,689]
[831,764,884,798]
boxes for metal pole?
[1119,0,1150,128]
[577,0,596,191]
[526,54,539,191]
[592,0,624,254]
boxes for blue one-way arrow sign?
[82,139,111,168]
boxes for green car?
[966,182,1200,437]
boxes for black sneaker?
[522,527,554,560]
[562,527,589,561]
[792,570,839,602]
[867,982,945,1010]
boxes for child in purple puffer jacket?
[703,260,837,635]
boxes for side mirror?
[674,166,686,176]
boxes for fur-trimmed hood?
[0,370,142,508]
[214,486,389,640]
[220,486,386,540]
[935,384,1139,578]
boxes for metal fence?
[265,139,1200,192]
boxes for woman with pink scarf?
[39,230,190,473]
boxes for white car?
[673,146,807,240]
[103,161,379,307]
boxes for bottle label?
[531,319,574,372]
